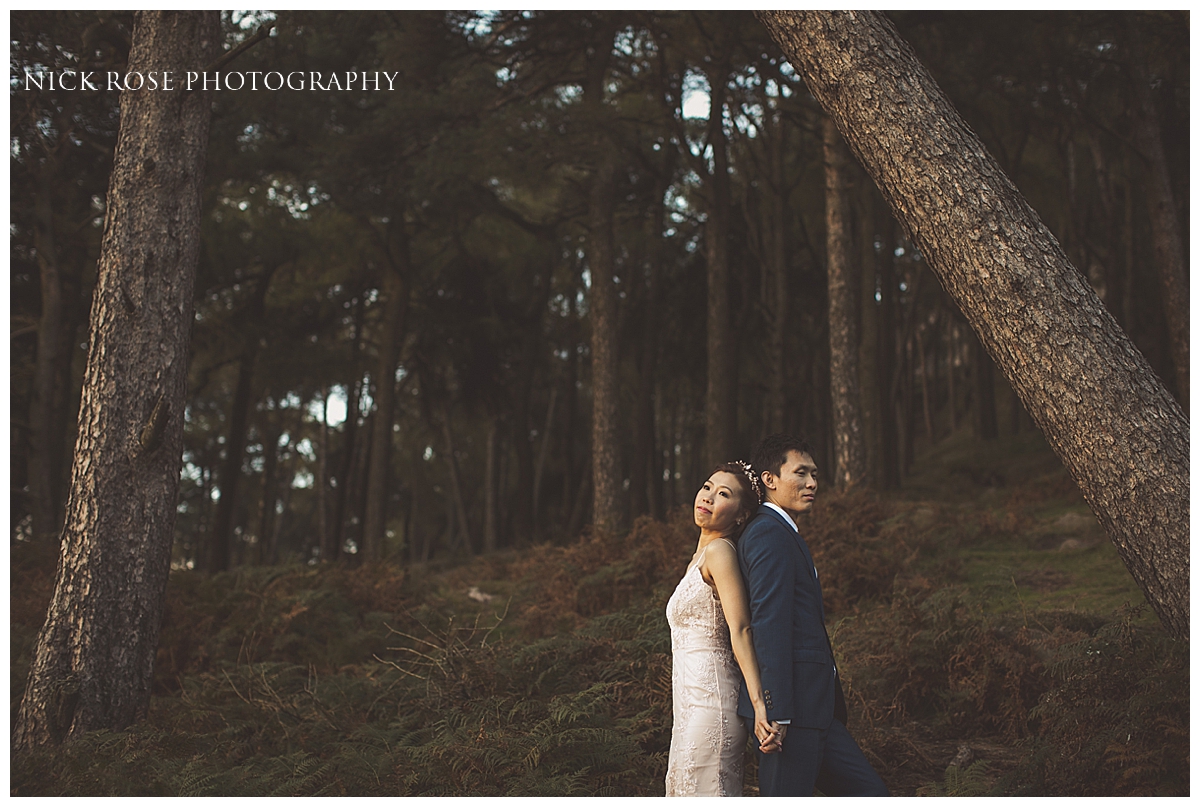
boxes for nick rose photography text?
[17,70,402,92]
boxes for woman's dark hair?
[711,462,761,540]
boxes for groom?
[737,434,888,796]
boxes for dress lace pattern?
[665,542,747,797]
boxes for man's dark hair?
[750,433,815,479]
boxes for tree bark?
[587,149,623,536]
[762,107,790,436]
[13,11,220,751]
[483,416,498,554]
[440,406,473,556]
[856,182,880,485]
[874,201,901,489]
[1130,62,1188,409]
[823,116,867,488]
[703,60,736,469]
[579,21,623,537]
[757,10,1190,638]
[970,329,999,441]
[27,166,70,541]
[327,297,367,563]
[255,407,282,566]
[207,354,255,572]
[361,263,407,563]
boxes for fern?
[916,760,992,797]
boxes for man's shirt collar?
[763,501,799,532]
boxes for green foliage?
[916,760,994,797]
[999,605,1189,796]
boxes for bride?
[665,461,780,797]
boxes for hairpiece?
[732,460,763,504]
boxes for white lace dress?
[665,542,747,796]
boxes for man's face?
[763,450,818,519]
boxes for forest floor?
[9,430,1188,796]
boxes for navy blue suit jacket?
[736,504,845,730]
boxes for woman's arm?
[703,540,781,753]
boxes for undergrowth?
[10,479,1189,796]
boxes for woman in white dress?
[665,461,779,797]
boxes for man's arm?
[739,522,796,723]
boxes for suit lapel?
[758,504,816,578]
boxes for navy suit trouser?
[750,718,889,797]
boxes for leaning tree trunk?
[757,10,1189,638]
[13,11,220,751]
[823,116,867,488]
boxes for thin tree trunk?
[824,116,867,488]
[874,202,901,489]
[582,22,623,537]
[27,163,79,542]
[1130,61,1188,409]
[758,10,1189,638]
[559,292,580,531]
[361,264,407,563]
[13,11,220,751]
[763,108,790,435]
[631,179,667,520]
[704,60,736,469]
[858,184,880,485]
[256,408,281,566]
[208,266,275,572]
[328,296,366,561]
[945,318,958,433]
[970,325,998,441]
[316,389,329,560]
[484,416,498,554]
[532,386,556,538]
[915,320,935,442]
[440,407,473,556]
[208,354,255,572]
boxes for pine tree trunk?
[858,186,880,486]
[971,331,999,441]
[758,10,1190,638]
[630,187,665,519]
[256,411,282,566]
[763,110,790,436]
[361,264,407,562]
[874,201,901,489]
[704,64,736,469]
[588,150,623,536]
[484,416,498,554]
[28,166,69,541]
[207,354,255,572]
[1130,62,1188,409]
[440,407,474,556]
[328,298,366,563]
[583,23,623,537]
[13,11,220,751]
[824,116,867,488]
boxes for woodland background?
[9,10,1189,796]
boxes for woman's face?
[693,471,746,534]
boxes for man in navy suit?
[736,434,889,796]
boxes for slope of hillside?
[10,433,1187,796]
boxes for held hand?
[760,721,786,755]
[753,709,784,754]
